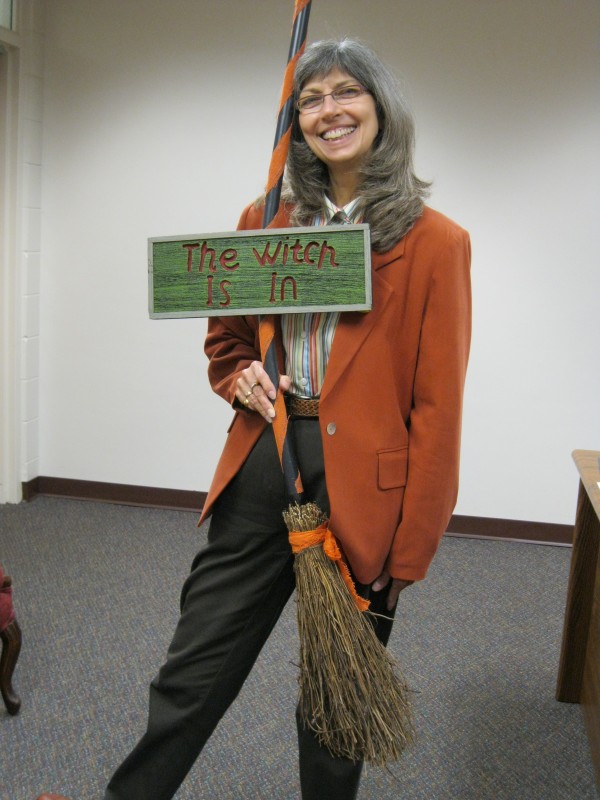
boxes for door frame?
[0,23,22,503]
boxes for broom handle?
[263,0,312,226]
[259,0,312,503]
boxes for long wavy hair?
[285,38,430,253]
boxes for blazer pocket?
[377,446,408,490]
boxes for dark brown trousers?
[104,421,396,800]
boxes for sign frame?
[148,224,372,319]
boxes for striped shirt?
[281,197,361,398]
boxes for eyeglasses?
[296,84,370,114]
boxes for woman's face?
[297,68,379,178]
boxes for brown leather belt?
[285,395,320,418]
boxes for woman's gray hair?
[286,38,430,252]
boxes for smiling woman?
[196,37,471,800]
[37,36,472,800]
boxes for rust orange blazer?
[199,202,471,585]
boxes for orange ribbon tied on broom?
[289,523,370,613]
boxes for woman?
[38,37,471,800]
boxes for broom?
[260,0,414,765]
[284,503,414,764]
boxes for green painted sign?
[148,224,371,318]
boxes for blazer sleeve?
[387,223,472,581]
[204,204,263,405]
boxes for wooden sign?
[148,224,371,318]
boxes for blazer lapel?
[264,207,407,401]
[320,237,406,401]
[320,270,393,402]
[371,237,406,271]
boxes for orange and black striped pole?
[260,0,311,502]
[263,0,312,226]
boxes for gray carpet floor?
[0,496,597,800]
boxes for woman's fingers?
[372,569,414,610]
[279,374,292,393]
[236,362,291,423]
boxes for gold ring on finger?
[250,381,260,393]
[244,388,253,398]
[243,396,250,406]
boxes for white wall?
[18,0,45,486]
[38,0,600,523]
[0,0,45,502]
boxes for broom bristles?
[283,502,414,766]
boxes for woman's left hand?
[371,569,414,611]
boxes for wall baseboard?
[22,477,574,546]
[446,514,573,546]
[22,476,206,512]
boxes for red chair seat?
[0,566,22,715]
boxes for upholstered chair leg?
[0,618,22,715]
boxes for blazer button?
[326,422,337,435]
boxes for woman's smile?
[320,125,357,141]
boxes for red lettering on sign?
[253,241,282,266]
[268,272,298,303]
[269,272,277,303]
[317,241,339,270]
[304,241,319,265]
[200,241,217,273]
[280,276,297,301]
[292,239,304,264]
[220,248,239,271]
[182,243,200,272]
[219,280,232,307]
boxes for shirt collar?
[323,195,361,224]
